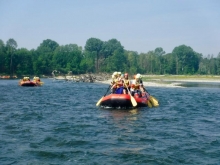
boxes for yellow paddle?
[147,99,153,108]
[35,82,44,86]
[96,85,111,106]
[143,92,152,108]
[145,88,159,107]
[39,82,44,85]
[124,83,137,107]
[149,96,159,107]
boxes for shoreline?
[96,78,220,88]
[96,79,183,88]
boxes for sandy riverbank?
[96,78,220,88]
[96,79,183,88]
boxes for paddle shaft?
[124,83,137,107]
[143,87,152,97]
[104,85,111,97]
[96,85,111,106]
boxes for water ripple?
[0,79,220,164]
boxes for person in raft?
[114,72,124,94]
[122,73,130,94]
[110,72,118,93]
[110,72,124,94]
[33,76,41,82]
[23,77,30,81]
[130,73,145,97]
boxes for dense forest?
[0,38,220,77]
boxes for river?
[0,79,220,164]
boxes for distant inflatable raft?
[19,77,43,87]
[19,80,37,87]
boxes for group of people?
[22,76,41,83]
[33,76,41,83]
[110,72,146,97]
[22,77,31,81]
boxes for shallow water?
[179,81,220,88]
[0,79,220,164]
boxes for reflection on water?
[101,108,140,121]
[178,82,220,88]
[129,109,139,115]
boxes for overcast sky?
[0,0,219,56]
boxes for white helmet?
[113,72,118,76]
[136,73,141,79]
[117,72,121,75]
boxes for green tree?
[138,51,156,74]
[14,48,33,75]
[172,45,199,74]
[53,44,82,74]
[80,51,95,73]
[85,38,103,72]
[101,39,124,58]
[125,51,139,74]
[217,53,220,75]
[35,39,59,75]
[163,53,176,74]
[0,40,6,74]
[99,39,124,72]
[154,47,166,74]
[6,38,17,77]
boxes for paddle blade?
[147,100,152,108]
[150,96,159,107]
[152,96,158,102]
[38,82,44,85]
[96,96,103,106]
[130,95,137,107]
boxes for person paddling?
[114,72,124,94]
[130,73,144,97]
[135,74,151,98]
[136,73,145,93]
[123,73,130,94]
[110,72,118,93]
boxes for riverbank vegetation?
[0,38,220,77]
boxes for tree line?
[0,38,220,77]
